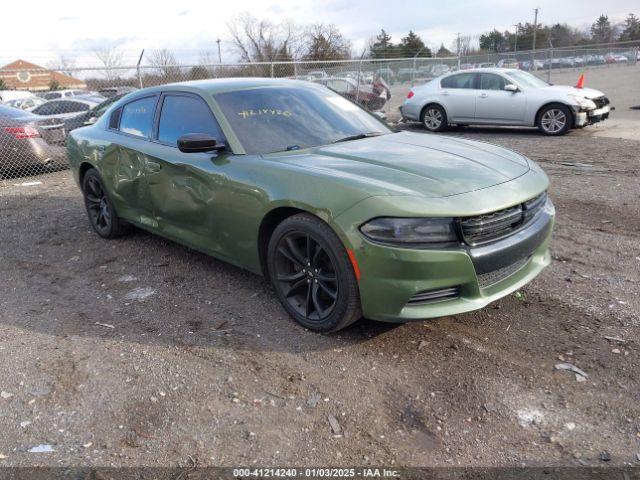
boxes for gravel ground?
[0,125,639,470]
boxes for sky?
[1,0,637,67]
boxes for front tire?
[537,104,572,136]
[267,213,362,332]
[421,104,448,132]
[82,168,130,238]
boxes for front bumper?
[575,105,611,127]
[350,198,555,322]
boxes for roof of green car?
[141,77,313,95]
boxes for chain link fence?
[1,41,638,183]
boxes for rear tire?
[421,104,448,132]
[82,168,131,239]
[267,213,362,332]
[537,104,572,136]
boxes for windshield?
[505,71,550,88]
[214,86,391,154]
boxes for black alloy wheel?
[267,213,362,332]
[82,168,130,238]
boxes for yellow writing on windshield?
[238,109,293,118]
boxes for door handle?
[146,160,162,173]
[479,93,488,98]
[441,91,450,96]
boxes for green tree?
[398,30,431,57]
[48,79,61,91]
[0,79,7,90]
[436,43,452,56]
[591,15,614,43]
[369,29,397,58]
[479,29,508,52]
[619,13,640,41]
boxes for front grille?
[460,192,547,245]
[593,96,609,109]
[477,256,531,288]
[407,286,460,305]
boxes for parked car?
[63,92,133,135]
[497,59,519,69]
[0,105,66,174]
[397,68,416,83]
[3,97,47,111]
[519,59,544,71]
[39,89,92,100]
[313,76,390,111]
[97,86,137,98]
[604,53,628,64]
[478,62,496,68]
[67,78,554,332]
[375,67,396,84]
[585,54,606,65]
[31,98,103,145]
[402,68,611,135]
[429,64,451,77]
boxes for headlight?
[360,217,458,245]
[568,94,596,110]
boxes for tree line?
[479,13,640,53]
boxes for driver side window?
[157,94,225,147]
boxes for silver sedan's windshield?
[504,71,550,88]
[214,86,391,154]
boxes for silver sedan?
[401,68,611,135]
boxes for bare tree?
[451,34,477,57]
[302,24,352,61]
[94,48,125,81]
[227,13,302,62]
[47,55,76,76]
[149,48,181,81]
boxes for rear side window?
[108,107,122,129]
[119,96,157,138]
[441,73,476,89]
[157,94,225,146]
[479,73,507,90]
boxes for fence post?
[547,47,552,84]
[270,62,274,78]
[136,49,145,88]
[411,47,423,87]
[293,61,297,78]
[355,49,366,104]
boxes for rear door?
[106,94,158,224]
[439,73,478,122]
[475,73,526,123]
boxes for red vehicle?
[313,76,391,111]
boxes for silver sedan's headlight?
[568,94,596,110]
[360,217,458,245]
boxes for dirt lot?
[1,122,639,470]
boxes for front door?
[144,92,231,256]
[475,73,527,124]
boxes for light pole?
[216,39,222,63]
[532,8,540,70]
[513,24,519,53]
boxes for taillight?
[407,91,415,99]
[4,126,40,139]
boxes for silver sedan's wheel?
[421,105,447,132]
[538,105,571,135]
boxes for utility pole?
[216,39,222,63]
[456,32,462,70]
[513,24,519,53]
[532,8,539,70]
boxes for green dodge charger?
[67,78,555,332]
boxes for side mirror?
[84,116,98,126]
[177,133,225,153]
[504,84,519,93]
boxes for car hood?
[541,85,605,99]
[265,132,530,198]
